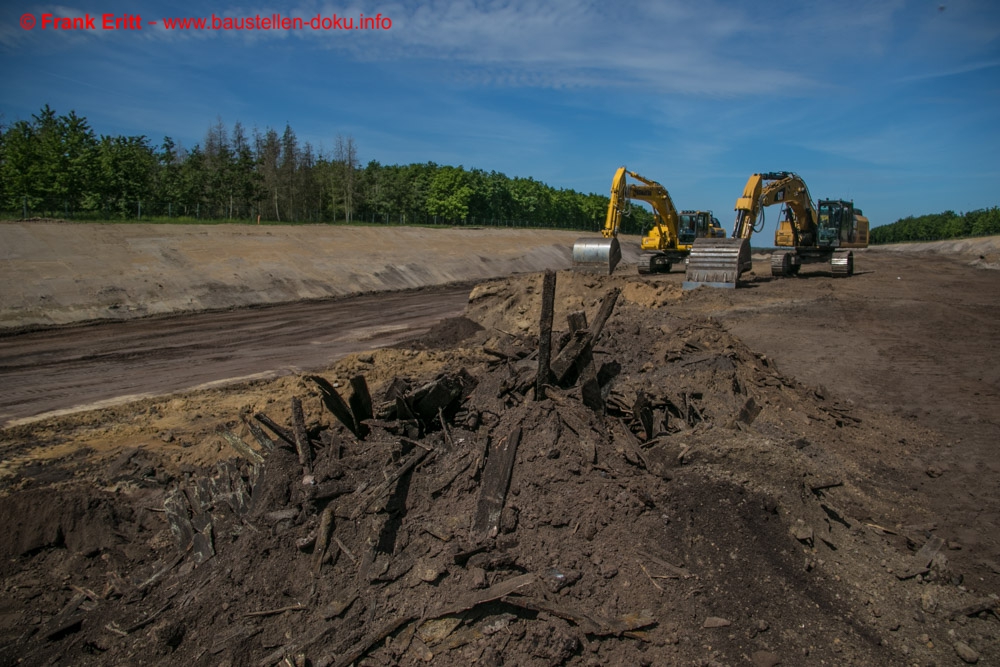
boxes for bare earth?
[0,223,998,667]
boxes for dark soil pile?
[0,270,996,667]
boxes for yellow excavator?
[573,166,725,274]
[683,171,869,289]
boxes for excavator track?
[637,253,673,275]
[683,238,752,289]
[831,250,854,277]
[770,250,801,277]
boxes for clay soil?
[1,238,998,667]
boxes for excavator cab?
[817,200,852,248]
[677,211,701,245]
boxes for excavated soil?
[0,238,999,667]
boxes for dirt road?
[0,284,472,425]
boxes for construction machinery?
[573,167,725,275]
[683,172,869,289]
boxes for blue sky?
[1,0,998,234]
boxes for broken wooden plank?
[348,375,373,439]
[550,331,593,385]
[220,430,265,465]
[588,287,621,339]
[567,310,588,333]
[350,446,432,520]
[429,572,536,618]
[307,375,359,438]
[291,397,314,472]
[473,427,522,538]
[312,506,335,574]
[535,269,557,400]
[241,413,276,451]
[253,412,296,448]
[566,309,604,413]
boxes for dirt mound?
[0,222,643,330]
[0,270,996,666]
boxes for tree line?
[0,105,654,233]
[869,208,1000,245]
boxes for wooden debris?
[535,269,557,400]
[429,572,536,618]
[291,397,314,472]
[473,427,522,538]
[549,287,621,388]
[550,331,593,385]
[254,412,296,448]
[589,287,621,339]
[348,375,373,438]
[244,603,306,618]
[312,506,335,574]
[241,412,276,451]
[308,375,360,438]
[220,430,264,465]
[350,445,432,520]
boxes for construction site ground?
[1,222,998,667]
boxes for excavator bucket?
[572,237,622,275]
[683,238,752,289]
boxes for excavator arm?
[731,172,818,243]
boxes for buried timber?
[0,269,997,667]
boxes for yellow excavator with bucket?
[683,172,869,289]
[573,167,725,275]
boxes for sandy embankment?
[0,222,643,330]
